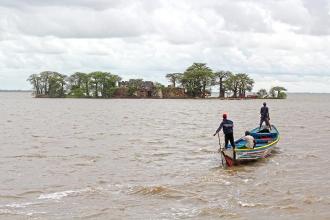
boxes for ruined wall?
[161,87,187,98]
[112,86,186,98]
[113,87,129,98]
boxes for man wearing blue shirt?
[213,113,235,149]
[260,102,271,130]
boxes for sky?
[0,0,330,92]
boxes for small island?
[27,63,287,99]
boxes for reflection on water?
[0,92,330,219]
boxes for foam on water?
[38,188,91,200]
[1,202,34,208]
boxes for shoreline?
[31,95,285,100]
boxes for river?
[0,92,329,219]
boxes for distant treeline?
[27,62,287,99]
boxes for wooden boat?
[220,125,280,167]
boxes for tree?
[213,71,230,98]
[27,71,67,97]
[127,79,144,96]
[27,74,41,95]
[39,71,53,95]
[180,63,214,98]
[89,72,121,98]
[69,72,88,97]
[269,86,287,99]
[103,74,121,98]
[48,72,67,97]
[153,82,165,97]
[257,88,268,98]
[154,82,165,90]
[224,73,239,98]
[278,91,287,99]
[237,73,254,98]
[223,73,254,98]
[28,71,65,97]
[113,75,122,87]
[81,73,91,97]
[166,73,182,88]
[69,72,84,88]
[89,71,104,97]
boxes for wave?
[167,207,200,218]
[303,195,323,205]
[0,205,46,217]
[238,200,264,207]
[129,185,195,199]
[78,208,110,219]
[0,194,23,199]
[8,154,47,159]
[0,202,36,209]
[38,188,92,200]
[0,209,20,216]
[198,207,239,218]
[199,148,216,153]
[150,152,173,157]
[17,190,44,196]
[274,205,300,211]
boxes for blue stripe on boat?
[222,125,280,161]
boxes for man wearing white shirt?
[243,131,256,149]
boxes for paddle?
[217,133,227,168]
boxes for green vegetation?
[213,71,230,98]
[27,71,67,98]
[270,86,287,99]
[27,63,287,99]
[257,88,268,98]
[165,73,181,88]
[222,73,254,98]
[165,63,258,98]
[257,87,287,99]
[179,63,213,98]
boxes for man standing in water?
[260,102,271,130]
[213,113,235,150]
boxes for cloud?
[255,0,330,36]
[0,0,128,10]
[0,0,330,92]
[213,1,273,33]
[253,73,330,93]
[300,0,330,35]
[1,4,149,38]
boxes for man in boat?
[260,102,271,130]
[213,113,235,149]
[243,131,256,149]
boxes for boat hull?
[220,125,280,166]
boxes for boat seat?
[252,133,276,138]
[255,139,270,144]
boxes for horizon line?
[0,89,330,94]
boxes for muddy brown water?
[0,92,329,219]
